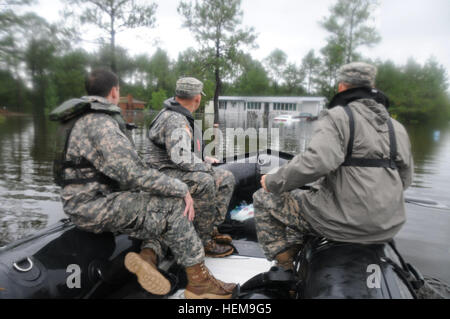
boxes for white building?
[206,96,327,117]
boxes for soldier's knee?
[222,170,236,189]
[253,188,267,206]
[166,197,186,216]
[193,173,215,195]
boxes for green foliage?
[51,50,89,102]
[63,0,158,73]
[0,70,28,110]
[318,0,380,100]
[320,0,380,64]
[228,55,271,96]
[263,49,288,85]
[262,49,306,96]
[149,89,167,111]
[377,58,450,123]
[0,0,449,127]
[178,0,257,123]
[302,50,321,95]
[148,48,176,93]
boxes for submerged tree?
[64,0,158,74]
[178,0,257,124]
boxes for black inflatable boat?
[0,151,435,299]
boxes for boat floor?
[115,201,450,299]
[170,258,272,299]
[116,240,273,299]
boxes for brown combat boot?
[212,228,233,245]
[204,240,234,258]
[275,246,299,271]
[184,262,237,299]
[124,248,171,295]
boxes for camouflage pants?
[161,167,235,245]
[253,188,318,261]
[66,191,204,267]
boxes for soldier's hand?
[183,192,195,222]
[261,175,270,193]
[204,156,220,164]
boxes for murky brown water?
[1,111,449,246]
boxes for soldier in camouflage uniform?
[254,62,414,271]
[51,69,236,299]
[146,77,236,258]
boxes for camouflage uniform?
[337,62,377,87]
[59,97,204,267]
[254,62,414,260]
[147,97,235,245]
[161,167,235,245]
[253,188,318,261]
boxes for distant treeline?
[1,0,449,124]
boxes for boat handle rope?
[13,258,33,272]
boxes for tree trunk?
[110,12,117,73]
[214,67,221,125]
[213,36,221,125]
[347,6,356,63]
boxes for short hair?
[85,69,119,97]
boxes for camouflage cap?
[175,77,206,98]
[337,62,377,88]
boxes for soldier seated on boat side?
[50,69,236,299]
[146,77,236,258]
[253,62,414,271]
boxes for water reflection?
[0,111,449,247]
[0,116,62,246]
[404,122,450,205]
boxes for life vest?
[49,96,135,188]
[148,99,205,158]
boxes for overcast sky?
[28,0,450,77]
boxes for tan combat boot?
[124,248,171,295]
[275,246,299,271]
[212,228,233,245]
[204,240,234,258]
[184,262,237,299]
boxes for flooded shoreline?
[1,112,449,247]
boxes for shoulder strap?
[343,106,355,161]
[341,105,397,169]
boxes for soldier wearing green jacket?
[254,62,414,271]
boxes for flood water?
[1,111,449,247]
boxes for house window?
[248,102,261,110]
